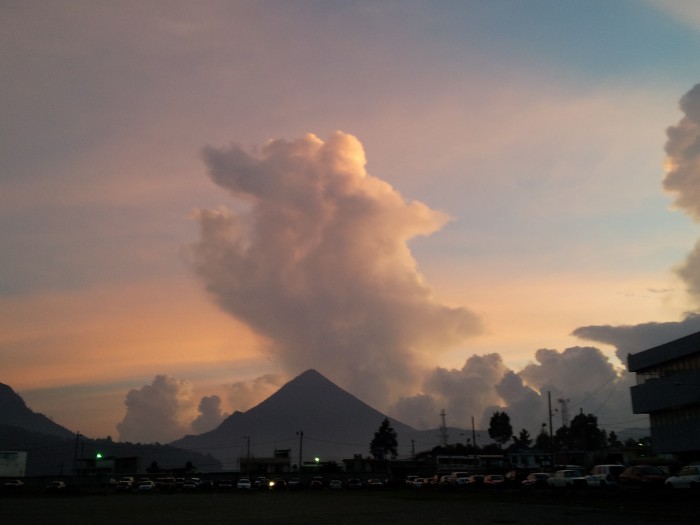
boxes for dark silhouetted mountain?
[0,382,75,440]
[172,369,418,468]
[0,382,222,476]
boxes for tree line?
[369,412,648,460]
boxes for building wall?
[648,409,700,453]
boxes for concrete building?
[628,331,700,459]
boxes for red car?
[618,465,668,488]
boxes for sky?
[3,0,700,449]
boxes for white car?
[137,480,156,491]
[236,478,252,490]
[665,465,700,489]
[585,464,626,487]
[548,469,587,488]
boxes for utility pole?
[73,431,81,475]
[296,431,304,471]
[548,391,553,441]
[471,416,477,456]
[439,409,448,447]
[244,435,251,478]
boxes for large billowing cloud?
[664,83,700,220]
[117,375,197,443]
[664,83,700,302]
[189,132,482,407]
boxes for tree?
[488,411,513,447]
[511,428,532,449]
[570,413,603,451]
[370,418,398,459]
[534,426,552,451]
[607,431,623,449]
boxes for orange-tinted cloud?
[190,132,483,408]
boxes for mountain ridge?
[0,382,76,440]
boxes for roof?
[628,330,700,372]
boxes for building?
[0,451,27,477]
[628,331,700,459]
[239,449,292,476]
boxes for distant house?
[628,331,700,460]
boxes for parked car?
[484,474,505,487]
[182,479,199,491]
[268,478,286,490]
[114,480,133,492]
[665,465,700,489]
[453,472,471,486]
[367,478,384,488]
[217,479,234,491]
[3,479,24,490]
[137,480,156,492]
[199,479,214,491]
[466,474,485,486]
[522,472,551,489]
[156,477,176,491]
[45,480,67,492]
[329,479,343,490]
[254,477,268,489]
[586,464,626,487]
[236,478,252,490]
[346,478,363,489]
[310,476,324,489]
[548,469,587,488]
[618,465,668,488]
[287,478,302,489]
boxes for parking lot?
[1,483,697,525]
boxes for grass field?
[1,487,696,525]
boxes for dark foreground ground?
[1,487,697,525]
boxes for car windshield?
[639,466,663,475]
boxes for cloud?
[191,395,228,434]
[117,375,196,443]
[663,83,700,303]
[189,132,482,408]
[389,346,632,435]
[224,374,285,412]
[664,83,700,220]
[573,312,700,362]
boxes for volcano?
[171,369,417,468]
